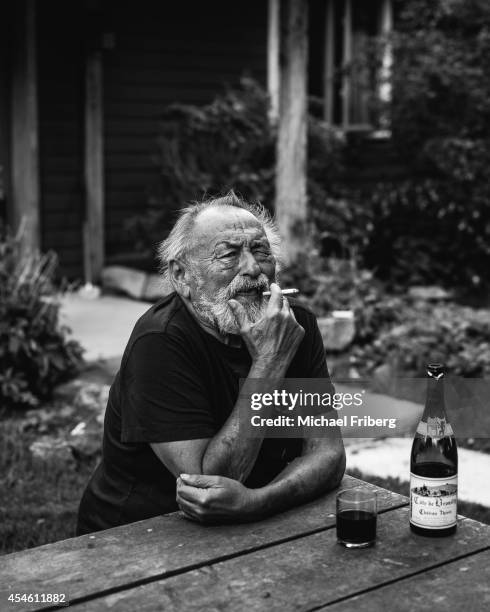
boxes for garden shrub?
[0,225,84,409]
[309,0,490,292]
[129,0,490,294]
[125,78,275,253]
[125,77,346,257]
[281,252,490,379]
[360,0,490,290]
[351,299,490,379]
[280,254,403,349]
[391,0,490,163]
[358,178,490,290]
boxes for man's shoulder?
[126,292,196,351]
[133,292,185,334]
[121,292,200,369]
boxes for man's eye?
[219,251,237,259]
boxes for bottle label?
[410,473,457,529]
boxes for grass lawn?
[0,417,98,555]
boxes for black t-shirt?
[77,292,332,534]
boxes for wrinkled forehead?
[190,206,267,251]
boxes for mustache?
[226,274,269,299]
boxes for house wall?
[37,0,85,278]
[103,0,268,260]
[34,0,267,278]
[0,4,13,224]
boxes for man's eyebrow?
[213,234,269,250]
[214,240,241,249]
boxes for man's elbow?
[319,439,345,492]
[331,442,346,489]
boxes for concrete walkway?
[60,292,151,363]
[61,292,490,508]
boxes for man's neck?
[180,294,242,348]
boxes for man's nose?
[238,250,261,277]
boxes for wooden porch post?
[84,47,105,282]
[11,0,40,250]
[267,0,280,122]
[341,0,352,129]
[275,0,308,264]
[378,0,393,132]
[323,0,335,125]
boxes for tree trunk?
[275,0,309,265]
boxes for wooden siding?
[35,0,267,278]
[103,0,268,258]
[37,0,84,278]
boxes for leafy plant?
[125,78,276,253]
[0,224,84,409]
[358,178,490,290]
[310,0,490,292]
[356,0,490,290]
[281,254,403,348]
[125,77,346,257]
[128,0,490,294]
[282,251,490,379]
[351,299,490,378]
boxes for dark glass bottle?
[410,364,458,536]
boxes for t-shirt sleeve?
[289,305,337,427]
[289,304,335,385]
[308,313,332,380]
[120,332,216,443]
[307,312,336,399]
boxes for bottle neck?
[422,375,447,421]
[417,373,453,438]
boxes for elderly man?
[77,193,345,534]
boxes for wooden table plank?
[68,509,490,612]
[0,476,406,611]
[324,548,490,612]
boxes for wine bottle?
[410,363,458,536]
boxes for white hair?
[157,191,282,280]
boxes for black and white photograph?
[1,0,490,610]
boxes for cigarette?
[262,288,299,296]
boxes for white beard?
[192,273,270,335]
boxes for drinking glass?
[336,487,377,548]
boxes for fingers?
[177,481,218,507]
[180,473,222,488]
[177,482,205,504]
[266,282,283,313]
[176,474,221,507]
[228,299,248,330]
[176,478,216,523]
[282,299,300,325]
[177,496,206,522]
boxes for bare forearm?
[201,284,305,481]
[247,437,346,519]
[201,360,285,481]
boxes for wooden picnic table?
[1,474,490,612]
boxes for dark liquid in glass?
[337,510,377,544]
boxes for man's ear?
[168,260,191,298]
